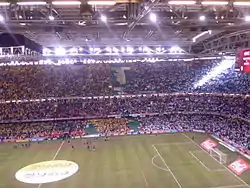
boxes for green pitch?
[0,133,250,188]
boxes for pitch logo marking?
[15,160,79,184]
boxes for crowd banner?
[30,138,45,142]
[193,129,205,133]
[15,139,29,143]
[3,139,16,143]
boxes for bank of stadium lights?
[168,1,195,5]
[54,47,66,56]
[169,46,184,54]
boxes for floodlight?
[88,1,116,5]
[199,15,206,21]
[69,47,78,54]
[54,47,66,56]
[0,15,4,22]
[245,16,250,22]
[43,48,51,55]
[106,47,112,53]
[234,2,250,6]
[168,1,195,5]
[49,15,55,20]
[17,1,46,5]
[149,13,157,22]
[100,15,107,22]
[113,47,119,53]
[126,47,134,53]
[52,1,81,5]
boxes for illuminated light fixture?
[192,30,212,42]
[105,47,112,53]
[20,23,26,26]
[149,13,157,22]
[49,15,55,20]
[17,1,46,5]
[201,1,228,5]
[233,2,250,6]
[0,2,10,5]
[69,47,78,53]
[121,47,125,53]
[199,15,206,21]
[43,48,51,55]
[87,1,116,5]
[52,1,81,5]
[0,15,4,22]
[113,47,119,53]
[168,1,196,5]
[126,47,134,53]
[169,46,184,54]
[54,47,66,56]
[100,15,107,22]
[245,16,250,22]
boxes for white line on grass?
[134,151,149,187]
[152,144,183,188]
[37,141,65,188]
[189,151,225,172]
[182,133,250,188]
[141,171,148,187]
[151,155,169,172]
[189,151,211,171]
[155,141,193,146]
[208,184,249,188]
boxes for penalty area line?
[152,144,183,188]
[189,151,211,171]
[37,141,65,188]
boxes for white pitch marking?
[141,171,148,187]
[182,133,250,188]
[151,155,169,172]
[189,151,211,171]
[152,145,183,188]
[134,151,149,187]
[208,184,249,188]
[154,142,193,146]
[37,141,65,188]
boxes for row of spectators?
[1,60,250,100]
[0,120,86,141]
[0,64,111,100]
[0,114,249,151]
[0,94,249,121]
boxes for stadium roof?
[1,0,250,54]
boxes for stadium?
[0,0,250,188]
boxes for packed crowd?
[88,118,129,135]
[0,59,250,152]
[0,64,111,100]
[1,60,250,101]
[0,94,249,121]
[0,120,86,141]
[139,114,250,150]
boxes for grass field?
[0,133,249,188]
